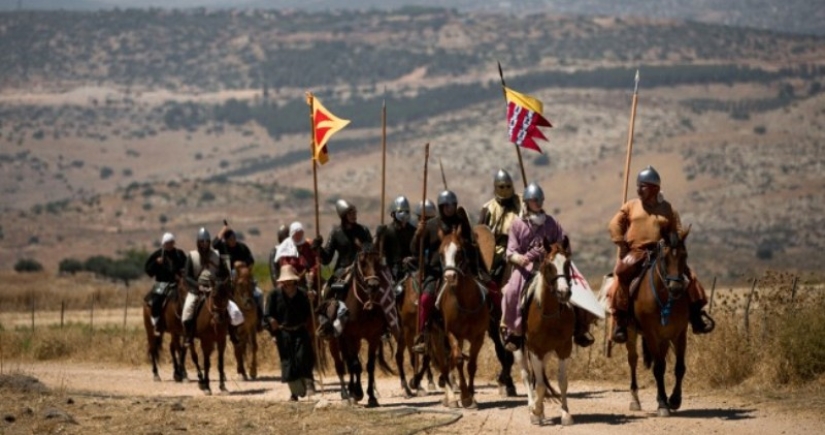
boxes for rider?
[478,169,523,286]
[501,183,594,350]
[213,224,263,328]
[274,221,318,290]
[410,190,480,353]
[378,196,416,283]
[144,232,187,336]
[182,227,242,347]
[313,199,374,300]
[269,224,292,287]
[608,166,713,343]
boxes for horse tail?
[642,336,653,370]
[377,342,397,376]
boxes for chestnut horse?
[142,279,188,382]
[189,258,232,395]
[515,237,575,426]
[626,229,691,416]
[430,207,489,408]
[316,242,395,407]
[231,262,259,381]
[395,273,435,397]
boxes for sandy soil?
[2,361,821,434]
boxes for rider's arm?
[318,229,336,265]
[608,201,631,245]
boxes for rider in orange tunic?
[608,166,714,343]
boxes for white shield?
[569,261,606,319]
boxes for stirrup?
[612,325,628,344]
[692,311,716,334]
[574,331,595,348]
[503,334,522,352]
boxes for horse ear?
[680,224,692,242]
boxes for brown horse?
[515,237,575,426]
[395,273,435,397]
[231,262,259,381]
[189,258,232,395]
[626,229,691,416]
[429,207,489,408]
[142,279,188,382]
[316,242,395,407]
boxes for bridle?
[351,250,382,310]
[649,238,687,326]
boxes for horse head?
[541,236,573,303]
[658,225,691,298]
[232,262,254,303]
[355,242,383,298]
[439,207,472,286]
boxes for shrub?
[100,166,114,179]
[14,258,43,273]
[58,258,84,275]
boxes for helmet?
[335,199,355,218]
[637,166,661,187]
[437,190,458,207]
[415,199,437,219]
[197,227,211,242]
[523,183,544,208]
[198,269,214,285]
[391,196,410,213]
[277,224,289,244]
[494,169,514,200]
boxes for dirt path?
[8,361,821,434]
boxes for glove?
[311,236,323,251]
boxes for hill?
[1,9,823,282]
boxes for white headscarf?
[274,221,304,263]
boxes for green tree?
[14,258,43,273]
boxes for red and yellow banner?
[504,87,552,153]
[307,93,350,165]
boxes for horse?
[189,257,232,395]
[316,241,395,407]
[626,228,692,416]
[142,278,188,382]
[231,261,259,381]
[429,207,489,408]
[395,273,436,397]
[514,237,575,426]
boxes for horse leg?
[200,341,212,395]
[150,333,162,382]
[329,339,349,401]
[558,357,574,426]
[529,351,547,425]
[250,330,258,380]
[669,330,687,411]
[233,334,248,381]
[366,340,380,408]
[514,349,536,412]
[425,356,436,391]
[348,355,364,402]
[651,340,670,416]
[169,334,182,382]
[218,335,228,393]
[395,331,412,398]
[626,328,641,411]
[448,334,470,408]
[465,336,483,409]
[489,316,516,397]
[190,342,203,384]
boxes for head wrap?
[161,232,175,245]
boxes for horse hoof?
[530,414,543,426]
[429,382,437,391]
[416,388,428,397]
[669,396,682,411]
[203,389,212,396]
[461,397,475,408]
[366,398,379,408]
[657,407,671,417]
[629,401,642,411]
[561,414,574,426]
[153,375,162,382]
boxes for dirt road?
[5,361,821,434]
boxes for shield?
[569,261,606,319]
[472,224,496,273]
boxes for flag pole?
[606,70,640,358]
[416,143,430,341]
[381,93,387,225]
[438,157,448,190]
[498,61,528,189]
[306,91,326,384]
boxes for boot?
[573,308,595,347]
[151,317,162,337]
[412,325,429,354]
[611,311,629,344]
[183,319,196,348]
[689,303,715,334]
[503,333,523,352]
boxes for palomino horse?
[430,207,489,408]
[189,258,232,395]
[626,229,692,416]
[395,273,436,397]
[231,262,259,381]
[515,237,575,426]
[316,242,395,407]
[142,278,188,382]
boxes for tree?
[110,260,142,287]
[58,258,84,275]
[15,258,43,273]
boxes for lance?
[306,92,326,382]
[381,92,387,225]
[438,157,448,190]
[416,143,430,341]
[497,61,528,189]
[606,70,640,358]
